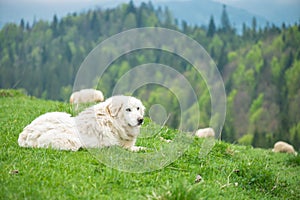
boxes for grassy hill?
[1,89,299,199]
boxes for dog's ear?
[140,105,146,116]
[106,100,123,117]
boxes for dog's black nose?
[137,118,144,125]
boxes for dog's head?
[105,95,145,127]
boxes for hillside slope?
[1,90,299,199]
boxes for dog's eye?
[126,108,132,112]
[137,107,140,111]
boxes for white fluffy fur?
[195,127,215,138]
[70,89,104,104]
[272,141,297,155]
[18,96,145,151]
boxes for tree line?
[0,1,299,149]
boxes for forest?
[0,1,299,149]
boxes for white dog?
[18,96,145,152]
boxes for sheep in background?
[70,89,104,104]
[272,141,297,155]
[195,127,215,138]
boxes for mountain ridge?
[0,0,286,30]
[158,0,269,32]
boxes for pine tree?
[294,126,300,150]
[220,5,231,33]
[164,7,173,28]
[25,22,31,31]
[51,14,59,37]
[90,11,98,30]
[252,129,266,148]
[207,15,216,37]
[252,17,257,33]
[126,0,136,14]
[20,19,25,30]
[182,20,189,33]
[251,17,257,39]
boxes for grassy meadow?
[1,89,299,199]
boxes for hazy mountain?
[213,0,300,26]
[158,0,269,32]
[0,0,295,30]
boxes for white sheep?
[70,89,104,104]
[272,141,297,155]
[159,137,172,143]
[195,127,215,138]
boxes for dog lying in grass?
[18,96,145,152]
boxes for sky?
[0,0,299,27]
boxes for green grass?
[1,89,299,199]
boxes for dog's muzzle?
[137,117,144,125]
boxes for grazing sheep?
[272,141,297,155]
[195,127,215,138]
[70,89,104,104]
[159,137,172,143]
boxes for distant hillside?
[0,0,289,30]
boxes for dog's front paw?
[130,146,147,152]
